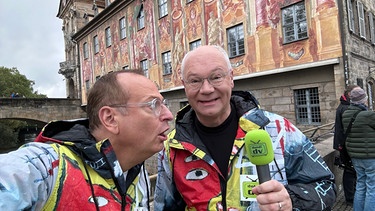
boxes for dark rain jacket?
[342,104,375,159]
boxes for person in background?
[0,70,174,210]
[333,84,359,205]
[154,45,336,211]
[342,87,375,211]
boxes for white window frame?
[140,59,149,78]
[189,39,201,50]
[83,42,89,59]
[282,2,308,43]
[227,24,245,58]
[105,27,112,47]
[347,0,354,32]
[357,1,366,39]
[93,35,99,54]
[162,51,172,75]
[119,17,126,40]
[138,6,145,30]
[85,80,90,95]
[369,12,375,44]
[159,0,168,18]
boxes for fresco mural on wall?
[111,20,120,71]
[186,2,202,41]
[204,0,222,47]
[80,0,342,96]
[158,18,172,51]
[169,0,184,87]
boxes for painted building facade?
[57,0,375,130]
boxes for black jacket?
[333,94,350,150]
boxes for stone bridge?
[0,98,86,127]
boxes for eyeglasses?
[183,71,231,90]
[108,98,169,117]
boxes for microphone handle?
[256,164,271,184]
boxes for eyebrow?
[187,68,226,77]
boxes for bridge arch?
[0,98,86,124]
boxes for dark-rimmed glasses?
[183,71,231,90]
[108,98,169,117]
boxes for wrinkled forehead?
[119,73,161,100]
[184,50,229,76]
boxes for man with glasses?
[154,45,336,211]
[0,70,173,210]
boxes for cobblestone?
[333,189,353,211]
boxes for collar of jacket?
[34,118,142,195]
[173,91,270,144]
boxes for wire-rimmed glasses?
[183,70,231,90]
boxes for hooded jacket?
[154,91,336,211]
[333,94,350,150]
[342,104,375,159]
[0,119,150,210]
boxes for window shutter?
[370,12,375,44]
[347,0,354,32]
[357,1,366,38]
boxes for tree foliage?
[0,66,48,151]
[0,66,47,98]
[0,121,20,152]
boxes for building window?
[105,27,112,47]
[138,5,145,30]
[162,51,172,75]
[357,78,364,88]
[294,87,321,125]
[189,39,201,50]
[140,59,149,78]
[370,12,375,45]
[357,1,366,39]
[119,17,126,40]
[93,35,99,54]
[83,42,89,59]
[227,24,244,58]
[282,2,308,43]
[347,0,354,32]
[159,0,168,18]
[85,80,90,94]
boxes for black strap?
[344,110,362,137]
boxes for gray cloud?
[0,1,66,98]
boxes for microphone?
[245,129,274,184]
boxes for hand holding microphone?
[245,129,274,184]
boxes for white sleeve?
[0,143,58,210]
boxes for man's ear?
[98,106,119,134]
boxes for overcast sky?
[0,1,66,98]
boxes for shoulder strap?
[344,110,362,137]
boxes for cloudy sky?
[0,1,66,98]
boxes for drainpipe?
[337,0,349,87]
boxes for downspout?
[337,0,349,87]
[71,38,83,109]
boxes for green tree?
[0,121,20,152]
[0,66,47,151]
[0,66,47,98]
